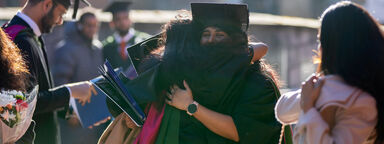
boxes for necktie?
[120,41,127,60]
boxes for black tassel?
[72,0,91,19]
[72,0,79,19]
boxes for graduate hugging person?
[100,3,286,144]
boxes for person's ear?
[127,15,133,28]
[127,15,132,24]
[109,21,115,29]
[42,0,53,14]
[77,23,83,30]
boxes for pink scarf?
[134,103,165,144]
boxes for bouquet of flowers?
[0,86,38,143]
[0,90,28,128]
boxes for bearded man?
[2,0,95,143]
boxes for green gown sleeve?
[231,70,282,144]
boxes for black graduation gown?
[105,54,282,143]
[178,61,282,144]
[3,16,70,144]
[104,41,283,143]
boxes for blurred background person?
[54,12,102,89]
[53,12,107,144]
[102,0,151,78]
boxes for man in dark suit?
[2,0,94,143]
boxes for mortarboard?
[191,3,249,32]
[54,0,71,8]
[127,33,163,75]
[103,0,132,14]
[53,0,91,19]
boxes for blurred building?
[276,0,365,18]
[0,0,26,7]
[0,0,377,90]
[0,0,365,18]
[0,8,319,90]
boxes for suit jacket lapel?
[37,36,54,88]
[10,16,54,88]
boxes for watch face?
[188,103,197,114]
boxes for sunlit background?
[0,0,382,90]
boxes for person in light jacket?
[275,1,384,144]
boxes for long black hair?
[160,19,199,88]
[319,1,384,143]
[154,16,251,107]
[159,17,251,88]
[138,18,200,107]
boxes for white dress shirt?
[16,11,42,37]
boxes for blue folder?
[94,60,146,127]
[71,78,112,128]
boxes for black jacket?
[3,16,70,144]
[105,51,282,143]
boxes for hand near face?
[300,74,325,113]
[249,42,268,62]
[166,80,194,111]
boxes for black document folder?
[92,61,146,127]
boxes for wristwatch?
[187,101,199,116]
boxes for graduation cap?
[103,0,132,14]
[127,33,163,75]
[191,3,249,32]
[53,0,91,19]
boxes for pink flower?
[1,110,9,121]
[20,102,28,109]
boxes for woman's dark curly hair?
[0,28,29,91]
[142,11,280,108]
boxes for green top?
[102,30,151,70]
